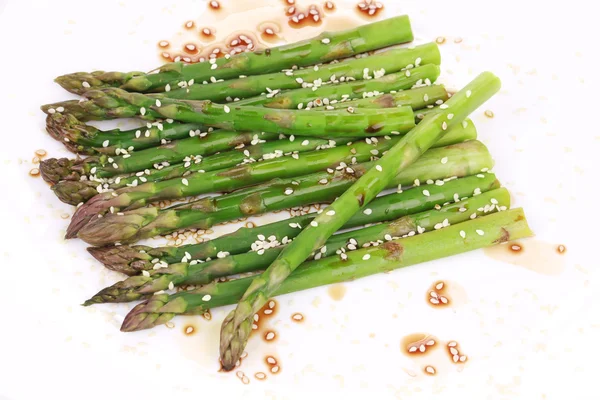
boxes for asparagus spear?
[326,86,447,111]
[218,72,501,370]
[55,16,414,94]
[120,208,533,332]
[233,64,442,109]
[50,134,346,205]
[90,172,496,275]
[85,187,509,305]
[44,88,418,137]
[40,129,280,185]
[67,119,470,237]
[77,140,494,246]
[45,113,207,156]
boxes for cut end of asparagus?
[39,157,85,185]
[77,207,161,246]
[87,245,155,276]
[52,180,99,206]
[120,294,175,332]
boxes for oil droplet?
[183,325,196,336]
[327,283,347,301]
[484,239,566,276]
[291,312,304,322]
[255,372,267,380]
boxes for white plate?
[0,0,597,399]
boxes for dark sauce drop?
[400,333,439,357]
[287,4,324,28]
[183,324,196,336]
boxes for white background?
[0,0,598,399]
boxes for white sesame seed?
[182,178,189,186]
[447,113,454,120]
[460,230,466,238]
[301,140,309,146]
[459,355,467,362]
[363,208,372,215]
[470,213,477,220]
[284,188,294,195]
[321,38,331,44]
[362,254,371,260]
[142,270,150,277]
[422,190,430,197]
[442,121,448,130]
[425,366,436,375]
[223,105,230,113]
[140,107,146,116]
[475,229,485,236]
[168,282,175,290]
[439,104,449,109]
[202,294,211,301]
[375,165,382,172]
[466,90,472,98]
[326,210,335,216]
[310,221,318,227]
[102,140,110,147]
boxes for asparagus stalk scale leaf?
[217,72,501,370]
[77,140,494,246]
[66,120,474,237]
[85,187,509,305]
[90,172,497,275]
[55,16,414,94]
[120,208,533,332]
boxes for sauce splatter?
[264,355,281,374]
[287,4,324,28]
[327,283,347,301]
[446,340,468,364]
[183,324,196,336]
[400,333,438,357]
[291,312,304,322]
[356,0,383,17]
[425,280,468,308]
[251,299,278,335]
[484,239,566,275]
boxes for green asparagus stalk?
[67,119,472,237]
[120,208,533,332]
[77,140,494,246]
[218,72,501,370]
[55,16,414,94]
[152,44,439,103]
[89,171,496,275]
[45,113,207,156]
[40,130,280,185]
[326,86,447,111]
[85,187,509,305]
[43,88,417,137]
[233,65,442,109]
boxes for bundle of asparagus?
[39,15,531,371]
